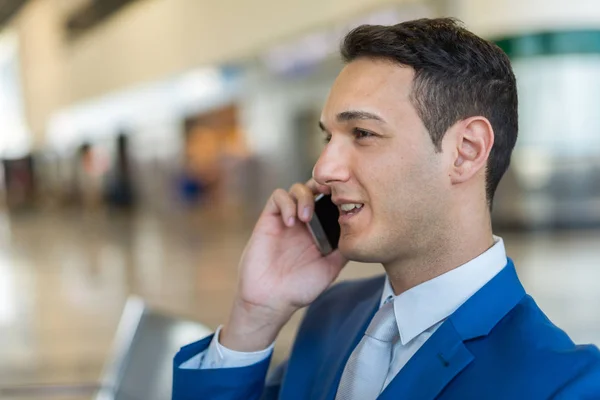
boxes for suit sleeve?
[172,334,274,400]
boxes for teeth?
[340,203,363,212]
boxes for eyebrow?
[337,110,385,123]
[319,110,385,132]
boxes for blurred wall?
[9,0,600,151]
[451,0,600,38]
[240,59,342,196]
[7,0,424,146]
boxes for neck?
[383,201,494,295]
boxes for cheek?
[366,151,443,221]
[361,155,407,219]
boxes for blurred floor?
[0,208,599,399]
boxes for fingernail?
[303,207,311,220]
[288,217,295,226]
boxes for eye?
[353,128,374,140]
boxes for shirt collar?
[380,235,507,345]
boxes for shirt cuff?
[179,325,274,370]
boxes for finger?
[265,188,298,227]
[289,183,315,223]
[306,178,331,196]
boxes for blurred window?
[497,31,600,158]
[0,31,30,159]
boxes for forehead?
[322,58,415,121]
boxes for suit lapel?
[380,259,525,400]
[312,287,382,400]
[312,259,525,400]
[378,320,473,400]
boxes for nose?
[312,138,351,187]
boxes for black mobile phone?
[306,194,340,255]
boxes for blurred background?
[1,0,600,398]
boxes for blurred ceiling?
[0,0,28,27]
[65,0,140,39]
[0,0,141,37]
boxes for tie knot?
[365,301,398,343]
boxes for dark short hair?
[341,18,518,209]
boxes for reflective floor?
[0,208,599,399]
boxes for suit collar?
[385,237,508,345]
[448,258,525,341]
[314,259,525,400]
[380,259,525,400]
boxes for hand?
[221,180,347,351]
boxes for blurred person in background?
[104,133,136,209]
[173,18,600,399]
[2,156,35,210]
[74,142,107,212]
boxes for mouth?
[338,203,364,222]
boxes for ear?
[449,116,494,185]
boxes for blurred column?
[11,0,68,149]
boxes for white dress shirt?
[180,235,508,390]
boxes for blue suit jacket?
[173,260,600,399]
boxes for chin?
[338,226,404,264]
[338,237,383,263]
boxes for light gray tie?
[335,300,399,400]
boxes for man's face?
[314,58,450,263]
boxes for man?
[173,18,600,399]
